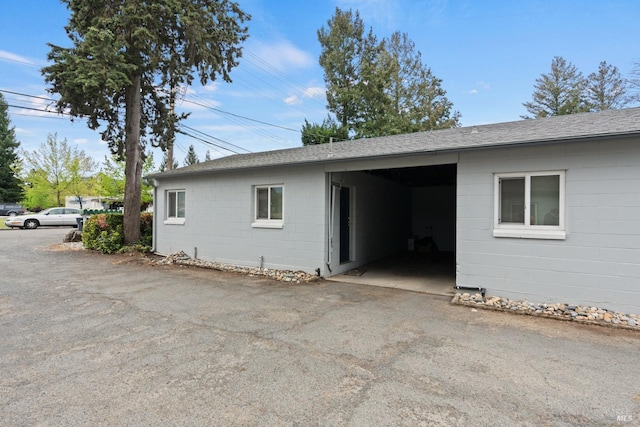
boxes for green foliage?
[586,61,630,111]
[523,57,633,118]
[98,153,156,206]
[314,7,459,142]
[0,93,24,202]
[21,133,96,209]
[630,62,640,104]
[42,0,249,245]
[82,214,124,254]
[159,152,179,171]
[138,212,153,248]
[83,212,153,253]
[184,144,200,166]
[301,117,348,146]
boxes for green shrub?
[82,212,153,254]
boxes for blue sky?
[1,0,639,166]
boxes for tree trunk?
[123,74,142,244]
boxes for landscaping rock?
[154,252,319,283]
[453,292,640,331]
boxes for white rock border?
[154,251,319,283]
[452,292,640,331]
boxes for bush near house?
[82,212,152,253]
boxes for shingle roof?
[149,107,640,179]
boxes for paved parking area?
[1,228,639,426]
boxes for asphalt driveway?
[1,228,639,426]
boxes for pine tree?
[42,0,249,243]
[312,7,459,142]
[522,56,589,118]
[0,93,23,202]
[586,61,630,111]
[184,144,200,166]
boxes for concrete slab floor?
[327,251,456,296]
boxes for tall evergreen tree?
[586,61,630,111]
[42,0,249,244]
[0,93,24,202]
[184,144,200,166]
[522,56,589,118]
[376,31,459,136]
[317,8,372,132]
[313,8,459,141]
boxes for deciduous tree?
[98,153,156,208]
[42,0,249,243]
[22,133,96,208]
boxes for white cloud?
[468,81,491,94]
[73,138,88,145]
[249,40,314,71]
[284,95,301,105]
[201,83,219,93]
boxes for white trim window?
[493,171,565,239]
[165,189,186,225]
[252,184,284,228]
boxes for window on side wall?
[165,189,186,225]
[252,185,283,228]
[493,171,565,239]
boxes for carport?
[325,163,456,295]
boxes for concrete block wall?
[154,164,327,274]
[456,137,640,313]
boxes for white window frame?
[493,171,566,240]
[252,184,284,229]
[164,189,186,225]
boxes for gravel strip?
[153,251,320,283]
[453,292,640,331]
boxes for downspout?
[151,178,158,253]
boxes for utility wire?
[177,130,240,155]
[179,96,300,133]
[179,124,251,153]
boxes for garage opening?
[327,164,456,296]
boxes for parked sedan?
[4,207,82,229]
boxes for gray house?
[149,108,640,314]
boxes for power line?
[178,96,300,133]
[178,129,242,155]
[179,124,251,153]
[0,89,56,102]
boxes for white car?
[5,207,82,229]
